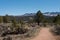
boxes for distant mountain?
[9,12,60,22]
[43,12,60,16]
[23,12,60,16]
[23,13,36,16]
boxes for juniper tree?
[3,14,10,23]
[0,16,3,23]
[12,17,17,27]
[53,14,60,25]
[35,10,45,25]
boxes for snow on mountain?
[23,12,60,16]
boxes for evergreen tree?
[12,17,17,27]
[53,14,60,24]
[35,10,45,25]
[3,14,10,23]
[0,16,3,23]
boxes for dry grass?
[0,24,41,40]
[49,25,60,40]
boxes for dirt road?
[31,27,56,40]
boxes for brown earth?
[31,27,56,40]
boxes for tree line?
[0,10,60,26]
[35,10,60,25]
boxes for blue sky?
[0,0,60,15]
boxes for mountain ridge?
[23,12,60,16]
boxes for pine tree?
[3,14,10,23]
[35,10,45,25]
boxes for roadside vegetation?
[0,10,60,40]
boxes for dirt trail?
[31,27,56,40]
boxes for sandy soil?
[31,27,56,40]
